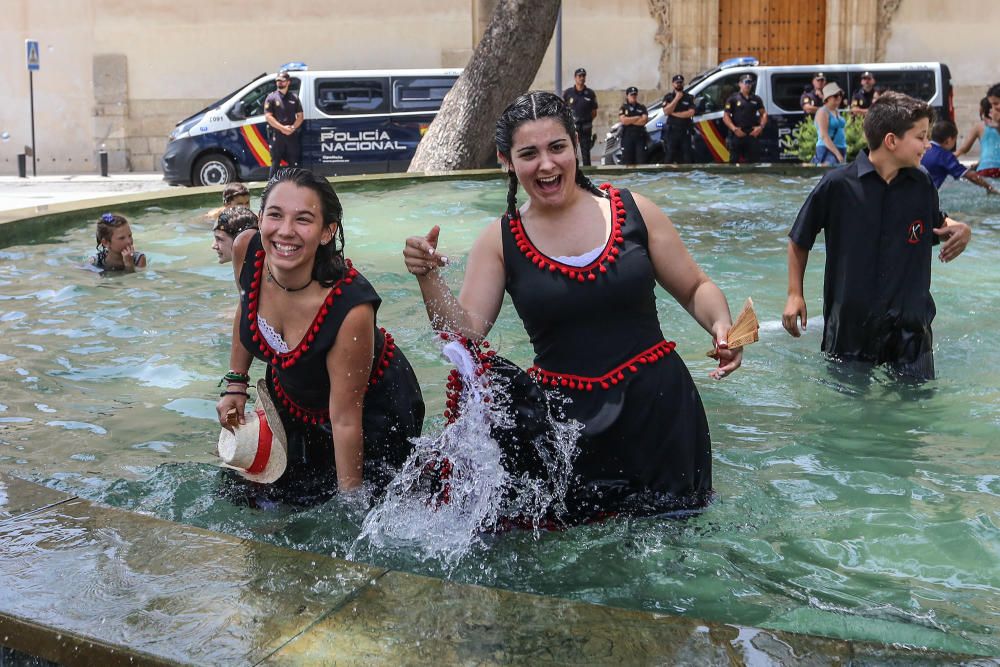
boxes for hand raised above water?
[403,225,449,276]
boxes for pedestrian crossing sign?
[26,40,40,71]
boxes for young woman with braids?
[217,168,424,506]
[403,91,741,517]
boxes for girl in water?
[91,213,146,272]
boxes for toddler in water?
[91,213,146,272]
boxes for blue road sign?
[26,40,40,71]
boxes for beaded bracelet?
[219,370,251,387]
[220,390,250,398]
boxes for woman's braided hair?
[494,90,607,220]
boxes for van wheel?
[193,154,236,186]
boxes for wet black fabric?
[789,150,945,379]
[228,233,424,505]
[501,187,712,514]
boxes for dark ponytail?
[259,167,346,287]
[495,90,608,219]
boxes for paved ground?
[0,173,177,213]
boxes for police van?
[603,58,954,165]
[162,65,461,185]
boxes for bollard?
[17,153,26,178]
[99,150,109,177]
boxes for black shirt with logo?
[800,89,823,112]
[724,93,765,132]
[851,87,875,111]
[562,86,599,127]
[264,90,303,128]
[618,102,649,139]
[662,91,696,128]
[789,150,945,366]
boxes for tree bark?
[408,0,561,173]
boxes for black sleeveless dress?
[223,233,424,506]
[502,184,712,516]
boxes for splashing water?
[353,338,582,566]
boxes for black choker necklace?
[266,263,313,292]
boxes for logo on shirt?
[907,220,925,244]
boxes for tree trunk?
[408,0,561,173]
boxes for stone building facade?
[3,0,998,175]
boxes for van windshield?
[229,78,303,120]
[175,74,266,127]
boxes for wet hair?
[931,120,958,144]
[863,91,934,150]
[213,205,258,237]
[222,182,250,205]
[980,96,992,120]
[987,83,1000,100]
[494,90,606,219]
[94,212,130,265]
[258,167,345,286]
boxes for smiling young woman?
[403,91,742,521]
[217,168,424,507]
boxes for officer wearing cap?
[723,75,767,164]
[264,71,304,178]
[661,73,696,163]
[851,71,877,117]
[563,67,599,166]
[800,72,826,116]
[618,86,648,165]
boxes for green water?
[1,172,998,655]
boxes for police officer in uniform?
[562,67,599,166]
[800,72,826,116]
[723,76,768,164]
[661,74,696,163]
[851,71,876,117]
[264,71,304,178]
[618,86,648,166]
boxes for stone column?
[648,0,719,91]
[92,54,130,172]
[824,0,879,64]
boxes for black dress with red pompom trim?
[502,185,712,515]
[228,233,424,505]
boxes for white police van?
[603,57,954,164]
[162,64,461,185]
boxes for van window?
[694,72,746,114]
[393,77,457,112]
[771,74,816,112]
[230,78,302,120]
[315,79,388,115]
[859,70,936,102]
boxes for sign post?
[25,39,39,176]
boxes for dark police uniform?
[851,87,875,113]
[723,91,765,163]
[662,90,696,163]
[264,88,304,177]
[563,85,599,166]
[789,150,946,380]
[800,88,823,115]
[618,99,649,165]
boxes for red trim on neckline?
[528,340,676,391]
[246,250,357,371]
[507,183,627,283]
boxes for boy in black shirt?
[782,92,972,380]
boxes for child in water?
[211,205,259,263]
[91,213,146,272]
[206,182,251,221]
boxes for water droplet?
[0,131,9,142]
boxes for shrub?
[789,113,867,163]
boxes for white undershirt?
[552,244,604,267]
[257,315,290,353]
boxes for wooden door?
[718,0,826,66]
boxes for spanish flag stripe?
[241,125,271,167]
[697,120,730,163]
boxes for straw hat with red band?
[217,379,288,484]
